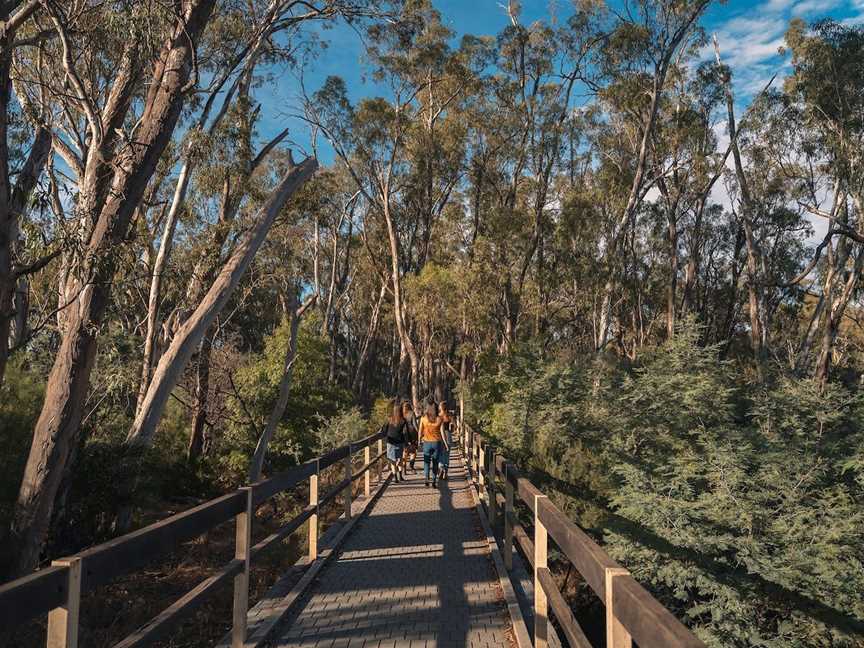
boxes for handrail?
[460,423,706,648]
[0,431,387,648]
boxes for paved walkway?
[268,449,515,648]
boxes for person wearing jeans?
[384,402,407,482]
[418,402,448,487]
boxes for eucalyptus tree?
[594,0,712,352]
[9,0,219,577]
[784,19,864,386]
[0,1,57,386]
[307,0,473,409]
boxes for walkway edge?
[214,472,393,648]
[465,455,533,648]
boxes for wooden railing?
[460,424,706,648]
[0,432,387,648]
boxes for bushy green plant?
[217,313,353,482]
[313,406,368,453]
[469,321,864,647]
[0,359,45,547]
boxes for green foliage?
[312,407,369,454]
[218,313,353,485]
[0,360,45,540]
[471,321,864,647]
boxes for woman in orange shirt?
[419,402,448,487]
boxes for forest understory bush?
[468,321,864,647]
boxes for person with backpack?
[382,401,408,482]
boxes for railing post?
[534,494,549,648]
[605,568,633,648]
[309,460,319,561]
[488,446,497,526]
[473,436,479,482]
[478,441,486,500]
[47,557,81,648]
[377,438,383,483]
[504,466,514,571]
[232,486,253,648]
[343,452,352,520]
[364,444,371,498]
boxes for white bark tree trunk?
[126,156,318,449]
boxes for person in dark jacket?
[401,400,419,474]
[384,402,407,482]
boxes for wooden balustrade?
[0,431,388,648]
[460,425,706,648]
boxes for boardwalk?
[268,449,515,648]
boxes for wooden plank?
[350,451,386,482]
[613,575,707,648]
[78,491,244,591]
[534,494,549,648]
[488,447,498,526]
[252,460,317,505]
[364,446,371,497]
[536,567,592,648]
[605,568,632,648]
[343,455,352,520]
[318,445,350,470]
[47,557,81,648]
[513,522,535,569]
[249,505,316,560]
[495,452,506,477]
[350,431,382,454]
[466,452,533,648]
[309,467,319,561]
[515,476,544,513]
[112,559,243,648]
[504,476,514,571]
[232,487,253,647]
[536,496,619,600]
[0,564,68,626]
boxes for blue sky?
[259,0,864,165]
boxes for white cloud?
[792,0,844,15]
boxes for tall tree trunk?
[382,194,420,411]
[715,40,767,372]
[0,123,51,384]
[666,212,678,338]
[248,293,316,482]
[187,327,215,461]
[352,281,386,393]
[137,168,188,412]
[126,157,317,449]
[9,1,216,577]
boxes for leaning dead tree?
[248,290,318,483]
[9,0,218,577]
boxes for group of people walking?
[382,400,454,488]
